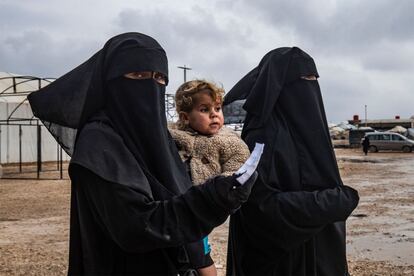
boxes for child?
[169,80,250,276]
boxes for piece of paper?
[236,143,264,185]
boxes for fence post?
[60,146,63,179]
[19,125,22,172]
[0,126,2,164]
[37,123,42,179]
[56,143,59,170]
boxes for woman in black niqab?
[224,47,359,276]
[28,32,256,275]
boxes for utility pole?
[177,65,192,82]
[365,105,368,127]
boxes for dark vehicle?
[349,127,374,147]
[362,132,414,153]
[223,100,246,124]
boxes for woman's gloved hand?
[203,171,258,212]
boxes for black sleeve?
[242,180,359,250]
[72,165,230,253]
[184,239,214,269]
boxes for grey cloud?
[360,44,414,71]
[184,49,253,90]
[1,0,412,122]
[319,67,376,122]
[229,0,414,121]
[113,6,256,90]
[114,6,254,57]
[319,62,413,121]
[0,2,61,31]
[238,0,414,53]
[0,30,99,77]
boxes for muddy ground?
[0,148,413,275]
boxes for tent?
[0,72,70,165]
[388,125,407,135]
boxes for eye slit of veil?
[301,75,317,81]
[123,71,167,85]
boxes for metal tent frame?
[0,75,67,180]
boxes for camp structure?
[350,117,414,130]
[0,72,69,179]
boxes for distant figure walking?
[362,136,370,155]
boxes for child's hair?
[175,79,225,129]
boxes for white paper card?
[235,143,264,185]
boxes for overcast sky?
[1,0,413,122]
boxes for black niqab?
[224,47,359,276]
[225,47,340,191]
[105,76,189,197]
[28,32,190,197]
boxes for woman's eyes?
[124,71,167,85]
[153,73,167,85]
[133,72,151,79]
[301,75,317,81]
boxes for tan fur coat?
[169,125,250,185]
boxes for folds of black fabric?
[69,164,230,275]
[68,119,254,275]
[225,47,360,276]
[27,33,261,275]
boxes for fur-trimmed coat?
[169,125,250,185]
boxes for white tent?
[337,121,356,130]
[0,72,70,164]
[388,125,407,134]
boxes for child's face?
[182,91,224,135]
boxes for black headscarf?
[28,32,191,197]
[224,47,340,191]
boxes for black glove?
[204,171,258,212]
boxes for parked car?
[362,132,414,153]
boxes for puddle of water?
[347,233,414,265]
[337,157,387,163]
[347,209,414,266]
[0,218,19,222]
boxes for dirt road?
[0,148,413,275]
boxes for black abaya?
[28,32,256,275]
[224,47,359,276]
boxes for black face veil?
[28,32,191,197]
[224,47,341,191]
